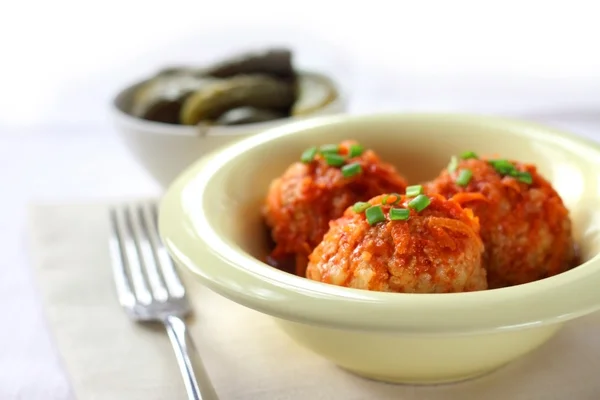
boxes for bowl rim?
[109,69,348,137]
[159,112,600,335]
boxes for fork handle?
[163,315,219,400]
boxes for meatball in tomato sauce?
[263,141,408,276]
[425,154,575,288]
[306,192,487,293]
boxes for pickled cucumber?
[215,107,286,125]
[291,74,338,116]
[204,48,294,80]
[180,75,295,125]
[132,74,217,123]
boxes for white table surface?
[3,6,600,398]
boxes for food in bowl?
[111,47,347,189]
[262,141,579,292]
[306,193,488,293]
[425,153,577,288]
[262,140,408,276]
[129,47,339,126]
[159,113,600,384]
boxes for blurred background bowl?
[111,70,348,188]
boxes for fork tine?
[114,206,153,305]
[108,209,137,309]
[130,203,169,302]
[146,202,186,298]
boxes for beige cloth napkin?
[28,202,600,400]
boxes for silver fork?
[109,202,218,400]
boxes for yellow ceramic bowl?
[159,113,600,384]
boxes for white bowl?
[159,113,600,384]
[110,71,347,188]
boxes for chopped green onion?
[341,162,362,178]
[456,169,473,187]
[300,146,317,163]
[365,205,386,225]
[447,156,458,173]
[390,193,402,204]
[487,159,533,184]
[382,194,402,205]
[348,144,364,158]
[507,168,532,180]
[319,144,339,154]
[489,159,515,175]
[461,151,478,160]
[405,185,423,197]
[514,171,533,184]
[324,153,345,167]
[408,194,431,212]
[389,208,410,221]
[353,201,371,213]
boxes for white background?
[2,0,600,132]
[2,1,600,398]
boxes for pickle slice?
[132,74,217,123]
[204,48,294,80]
[291,74,338,116]
[180,75,295,125]
[215,107,286,126]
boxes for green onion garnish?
[300,146,317,163]
[461,151,478,160]
[408,194,431,212]
[324,153,345,167]
[488,159,533,185]
[319,144,339,154]
[389,208,410,221]
[456,169,472,187]
[514,171,533,184]
[405,185,423,197]
[447,156,458,173]
[381,194,389,204]
[390,193,402,204]
[365,205,386,225]
[489,159,514,175]
[353,201,371,213]
[341,162,362,178]
[348,144,364,158]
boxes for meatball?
[306,193,487,293]
[425,155,575,288]
[263,140,408,276]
